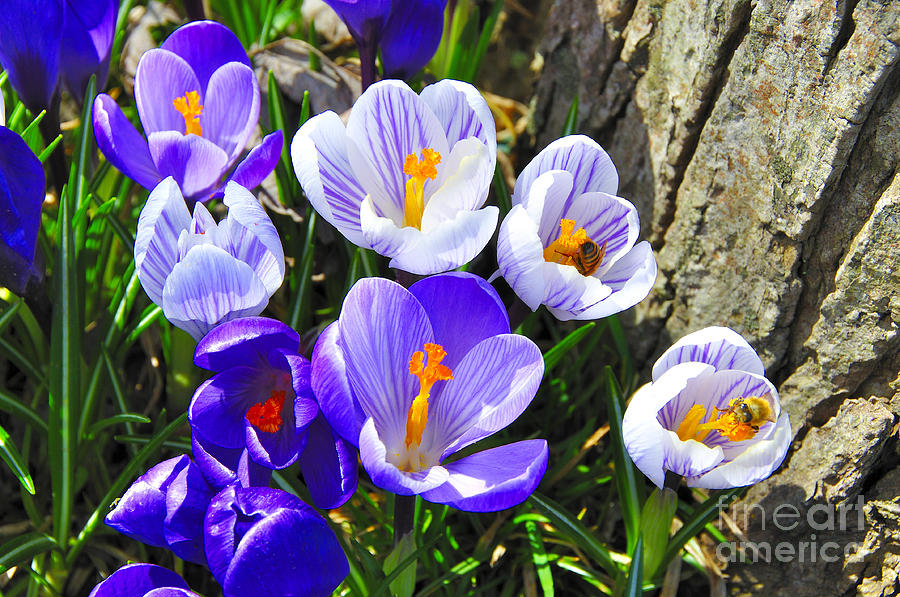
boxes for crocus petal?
[60,0,116,103]
[0,0,63,112]
[513,135,618,209]
[652,326,766,380]
[320,0,392,40]
[421,138,493,226]
[202,62,259,162]
[408,272,510,370]
[189,368,270,449]
[227,130,283,192]
[191,432,272,490]
[298,413,359,509]
[689,411,792,489]
[194,316,299,371]
[387,206,499,275]
[149,131,230,200]
[105,457,184,548]
[88,564,192,597]
[346,80,450,220]
[218,182,284,296]
[135,49,202,136]
[419,79,497,168]
[291,111,369,247]
[540,261,612,321]
[560,192,639,276]
[311,322,367,445]
[339,277,433,446]
[134,178,192,306]
[161,21,251,90]
[496,205,547,311]
[359,418,449,495]
[163,460,214,565]
[1,91,5,126]
[380,0,446,80]
[421,439,548,512]
[161,244,269,340]
[359,196,420,259]
[93,94,162,190]
[244,419,305,470]
[426,334,544,458]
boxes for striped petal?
[560,192,639,278]
[359,417,449,495]
[134,178,192,306]
[496,205,547,311]
[201,62,259,163]
[419,79,496,170]
[652,326,766,380]
[135,49,202,136]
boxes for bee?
[563,239,607,277]
[718,396,775,431]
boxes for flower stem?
[393,494,416,545]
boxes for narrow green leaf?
[0,298,22,334]
[87,413,151,438]
[258,0,278,46]
[525,520,554,597]
[0,532,58,574]
[639,488,677,579]
[529,492,619,577]
[298,89,311,127]
[603,367,641,555]
[288,209,317,330]
[465,0,504,81]
[382,533,416,597]
[0,387,47,434]
[0,336,45,383]
[561,94,580,136]
[658,487,743,572]
[492,163,511,216]
[0,422,35,494]
[370,532,443,597]
[37,134,63,164]
[543,322,595,372]
[623,537,643,597]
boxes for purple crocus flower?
[190,317,357,509]
[496,135,657,320]
[92,20,282,202]
[134,178,285,341]
[312,272,548,512]
[0,125,45,295]
[0,0,116,111]
[89,563,201,597]
[292,79,497,275]
[623,327,792,489]
[105,456,215,565]
[204,485,349,597]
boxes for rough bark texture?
[533,0,899,594]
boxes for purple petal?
[560,192,639,276]
[134,178,191,306]
[408,272,510,370]
[244,406,306,470]
[0,0,62,112]
[419,79,496,168]
[567,241,656,320]
[652,326,766,380]
[428,334,543,458]
[60,0,116,103]
[134,49,202,136]
[298,414,359,509]
[346,80,450,219]
[149,131,229,201]
[359,418,449,495]
[194,316,299,371]
[421,440,548,512]
[105,457,186,548]
[339,277,433,447]
[291,112,369,247]
[202,62,259,162]
[93,94,162,190]
[163,460,214,565]
[161,244,269,340]
[380,0,446,80]
[88,564,191,597]
[228,130,283,191]
[496,205,547,311]
[189,368,271,449]
[311,322,367,446]
[320,0,391,40]
[191,432,271,490]
[161,20,250,91]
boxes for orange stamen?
[173,91,203,136]
[543,218,592,264]
[404,343,452,449]
[402,148,442,229]
[675,399,758,443]
[246,390,287,433]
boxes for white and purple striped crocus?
[623,327,792,489]
[134,178,285,341]
[312,272,548,511]
[92,20,282,202]
[291,79,498,275]
[496,135,657,320]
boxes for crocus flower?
[496,135,657,320]
[89,563,201,597]
[204,485,349,597]
[0,125,45,295]
[190,316,357,508]
[92,20,282,202]
[623,326,792,489]
[106,456,215,565]
[292,79,497,275]
[134,178,285,340]
[312,272,548,512]
[0,0,116,111]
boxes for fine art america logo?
[714,495,865,564]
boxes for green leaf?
[492,163,511,217]
[0,422,35,494]
[0,387,47,434]
[639,488,677,579]
[87,413,151,438]
[658,487,744,572]
[464,0,504,81]
[0,532,58,575]
[561,94,580,136]
[382,533,417,597]
[543,322,596,372]
[288,209,317,330]
[623,537,643,597]
[525,519,554,596]
[603,366,641,555]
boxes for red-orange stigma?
[404,343,453,449]
[246,390,287,433]
[173,91,203,136]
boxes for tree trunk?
[533,0,900,594]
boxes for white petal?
[134,177,192,305]
[526,170,574,246]
[542,262,612,321]
[418,79,496,170]
[571,241,657,320]
[652,326,765,381]
[496,206,546,311]
[561,192,640,278]
[221,181,285,296]
[359,196,421,259]
[421,138,492,228]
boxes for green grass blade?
[87,413,151,438]
[0,387,47,434]
[492,163,511,216]
[288,209,317,330]
[37,134,63,164]
[603,367,641,555]
[0,422,35,494]
[525,519,554,596]
[561,94,580,136]
[543,322,595,372]
[658,487,743,572]
[0,532,58,575]
[465,0,504,81]
[623,537,643,597]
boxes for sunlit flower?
[134,178,285,340]
[496,135,657,320]
[88,563,200,597]
[204,485,349,597]
[292,79,497,275]
[312,272,548,511]
[0,126,45,295]
[623,327,792,489]
[92,20,282,202]
[190,317,357,508]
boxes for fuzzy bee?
[718,396,775,432]
[570,239,607,277]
